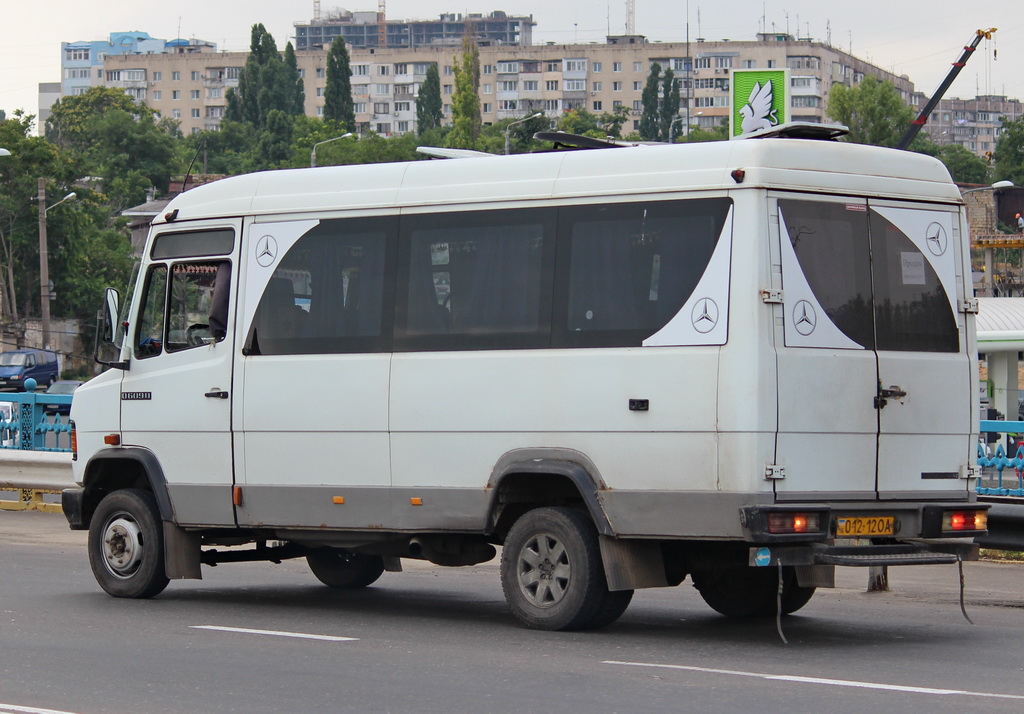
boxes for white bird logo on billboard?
[740,80,779,134]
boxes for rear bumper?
[749,540,979,568]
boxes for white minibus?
[63,127,987,630]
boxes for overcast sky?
[1,1,1020,123]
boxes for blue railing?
[977,419,1024,497]
[0,378,73,453]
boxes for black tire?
[501,507,632,631]
[691,565,815,617]
[88,489,169,599]
[307,550,385,589]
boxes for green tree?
[446,38,481,149]
[284,42,305,116]
[826,75,915,147]
[226,24,294,129]
[936,143,990,184]
[416,64,443,134]
[324,37,355,130]
[993,116,1024,186]
[255,110,296,169]
[639,63,661,141]
[678,118,730,143]
[660,68,681,141]
[600,105,631,139]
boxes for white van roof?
[155,139,961,225]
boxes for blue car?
[0,349,59,391]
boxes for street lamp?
[962,181,1014,296]
[0,148,10,157]
[38,179,77,350]
[504,112,544,155]
[310,133,354,167]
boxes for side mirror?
[96,287,129,370]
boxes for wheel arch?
[81,447,174,526]
[486,448,614,540]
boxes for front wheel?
[88,489,169,598]
[307,550,385,589]
[500,507,632,631]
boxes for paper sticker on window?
[901,251,926,285]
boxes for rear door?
[774,196,971,500]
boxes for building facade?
[916,95,1024,157]
[294,10,534,51]
[60,31,169,98]
[99,32,916,138]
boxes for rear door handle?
[205,390,229,399]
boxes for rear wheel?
[88,489,169,599]
[307,550,385,589]
[500,507,632,631]
[691,565,815,617]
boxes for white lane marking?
[190,625,358,642]
[0,705,80,714]
[602,661,1024,701]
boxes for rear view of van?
[0,349,59,390]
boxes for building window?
[483,103,492,113]
[612,81,622,91]
[546,61,560,72]
[172,90,181,100]
[443,84,453,95]
[316,87,324,97]
[633,62,642,72]
[153,90,162,100]
[715,56,733,69]
[397,120,410,132]
[316,68,326,78]
[544,99,559,111]
[565,59,587,72]
[483,64,493,74]
[499,100,518,111]
[192,108,200,118]
[172,71,181,81]
[377,65,390,76]
[65,48,90,61]
[191,90,200,100]
[354,84,369,95]
[483,83,493,94]
[546,80,559,91]
[354,102,367,113]
[633,81,642,91]
[499,80,519,92]
[394,63,408,75]
[633,100,643,111]
[172,109,181,119]
[592,62,603,73]
[743,59,757,69]
[353,65,369,76]
[564,80,585,91]
[153,71,162,81]
[395,101,411,112]
[376,123,391,134]
[122,69,143,81]
[592,82,602,92]
[523,80,538,91]
[613,62,623,72]
[444,65,453,76]
[373,102,390,114]
[497,61,519,73]
[592,101,603,111]
[694,57,711,69]
[375,84,390,95]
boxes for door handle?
[205,390,229,399]
[874,385,907,409]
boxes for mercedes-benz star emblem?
[691,298,719,334]
[256,235,278,267]
[793,300,817,336]
[925,222,947,256]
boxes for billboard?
[730,68,790,138]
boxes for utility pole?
[37,178,50,350]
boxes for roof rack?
[532,131,639,150]
[732,122,850,141]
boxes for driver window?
[135,265,168,359]
[166,262,229,352]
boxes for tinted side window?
[869,211,958,352]
[779,200,875,348]
[248,217,396,355]
[396,208,554,351]
[555,198,730,347]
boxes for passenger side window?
[398,208,554,350]
[556,198,730,347]
[248,217,395,355]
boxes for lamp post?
[962,181,1014,296]
[0,148,10,157]
[38,179,77,350]
[310,133,354,167]
[504,112,543,155]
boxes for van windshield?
[0,353,27,366]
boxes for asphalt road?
[1,511,1023,714]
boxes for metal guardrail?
[0,450,74,513]
[0,378,73,453]
[977,419,1024,497]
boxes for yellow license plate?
[835,516,895,537]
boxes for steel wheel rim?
[101,513,145,579]
[516,532,572,608]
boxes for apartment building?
[294,10,534,50]
[916,95,1024,157]
[100,31,915,138]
